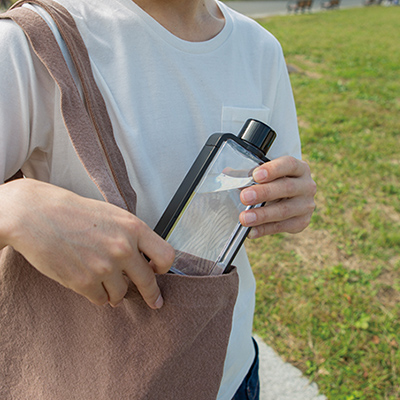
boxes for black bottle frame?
[154,118,277,274]
[154,133,269,245]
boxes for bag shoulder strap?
[1,0,137,213]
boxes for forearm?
[0,178,27,251]
[0,178,69,252]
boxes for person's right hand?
[0,178,175,309]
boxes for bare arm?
[0,178,175,308]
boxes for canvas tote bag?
[0,1,239,399]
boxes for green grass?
[247,7,400,400]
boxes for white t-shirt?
[0,1,301,398]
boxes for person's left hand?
[239,156,316,239]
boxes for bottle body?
[154,120,276,275]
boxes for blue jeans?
[231,338,260,400]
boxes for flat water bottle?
[154,119,276,276]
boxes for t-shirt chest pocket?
[221,106,271,135]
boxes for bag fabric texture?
[0,1,239,399]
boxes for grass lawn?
[247,6,400,400]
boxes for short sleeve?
[266,50,302,161]
[0,18,55,183]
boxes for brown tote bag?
[0,1,239,399]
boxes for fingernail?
[242,189,256,203]
[248,228,258,239]
[243,211,257,225]
[154,294,164,309]
[253,168,268,182]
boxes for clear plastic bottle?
[154,119,276,276]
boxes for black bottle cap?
[238,119,276,155]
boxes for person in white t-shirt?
[0,0,316,398]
